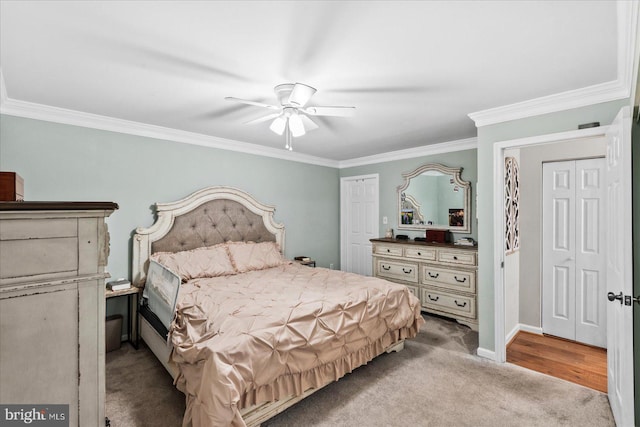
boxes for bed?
[132,186,424,427]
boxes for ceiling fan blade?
[288,83,317,107]
[303,106,356,117]
[299,114,319,132]
[244,113,282,125]
[224,97,280,110]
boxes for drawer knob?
[382,265,391,271]
[387,249,391,253]
[417,252,421,256]
[402,268,412,274]
[454,276,467,283]
[428,272,440,279]
[428,295,439,302]
[453,256,458,260]
[454,300,467,308]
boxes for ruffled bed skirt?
[180,322,421,427]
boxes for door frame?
[492,126,610,363]
[340,174,379,273]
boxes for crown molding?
[467,79,628,127]
[469,0,637,128]
[0,92,476,169]
[0,96,339,168]
[338,137,477,169]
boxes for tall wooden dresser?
[0,202,117,426]
[371,238,478,330]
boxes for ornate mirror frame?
[397,163,471,233]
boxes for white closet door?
[343,176,378,276]
[542,159,606,348]
[574,158,606,347]
[542,161,576,340]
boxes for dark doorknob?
[607,292,623,303]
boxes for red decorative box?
[0,172,24,201]
[426,229,450,243]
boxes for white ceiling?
[0,1,622,161]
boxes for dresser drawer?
[375,259,418,283]
[374,244,403,257]
[438,250,477,266]
[404,247,436,261]
[421,288,476,319]
[421,266,476,293]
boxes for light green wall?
[0,114,341,333]
[0,115,341,274]
[475,98,629,353]
[479,98,640,425]
[340,149,478,242]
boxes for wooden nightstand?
[105,286,142,349]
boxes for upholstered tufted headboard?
[132,186,285,286]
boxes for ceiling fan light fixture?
[288,83,317,107]
[269,116,287,135]
[288,113,305,137]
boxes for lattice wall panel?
[505,156,520,254]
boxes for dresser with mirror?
[372,163,478,330]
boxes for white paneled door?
[605,107,634,427]
[340,175,379,275]
[542,158,606,348]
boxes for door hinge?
[500,261,504,268]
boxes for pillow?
[226,241,286,273]
[150,243,236,281]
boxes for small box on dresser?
[371,237,478,331]
[0,172,24,201]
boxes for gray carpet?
[106,314,614,426]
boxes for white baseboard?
[519,324,543,335]
[506,324,520,345]
[476,347,496,361]
[506,323,543,346]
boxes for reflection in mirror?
[397,163,471,233]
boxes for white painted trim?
[519,324,543,336]
[469,80,628,127]
[618,0,639,97]
[0,93,477,168]
[338,137,478,169]
[493,125,609,365]
[493,141,507,363]
[0,97,339,168]
[476,347,496,361]
[469,1,638,128]
[506,323,543,346]
[0,68,7,103]
[505,324,520,346]
[340,174,379,273]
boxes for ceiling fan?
[225,83,355,151]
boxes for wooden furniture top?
[105,286,143,299]
[0,201,119,211]
[370,237,477,250]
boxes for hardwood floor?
[506,331,607,393]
